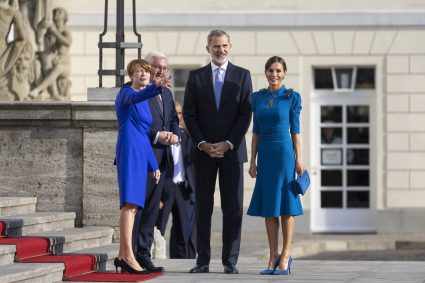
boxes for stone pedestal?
[87,87,120,101]
[0,99,118,232]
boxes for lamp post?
[97,0,142,87]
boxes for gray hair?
[144,51,168,64]
[207,30,230,45]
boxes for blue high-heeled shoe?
[273,256,292,275]
[260,254,281,275]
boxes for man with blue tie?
[183,29,253,274]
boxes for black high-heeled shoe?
[114,257,121,273]
[114,257,151,274]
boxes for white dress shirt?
[171,143,185,184]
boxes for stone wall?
[0,102,118,228]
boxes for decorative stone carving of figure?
[18,0,51,85]
[0,0,33,100]
[30,7,71,101]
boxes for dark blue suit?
[133,87,180,261]
[155,127,197,259]
[183,62,252,266]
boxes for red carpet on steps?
[0,237,50,259]
[0,230,163,282]
[0,221,5,236]
[22,254,97,278]
[68,272,163,282]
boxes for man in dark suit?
[183,30,252,274]
[133,51,180,273]
[155,101,197,259]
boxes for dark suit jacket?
[183,62,252,163]
[160,127,196,202]
[180,127,196,193]
[148,87,180,171]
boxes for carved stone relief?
[0,0,71,101]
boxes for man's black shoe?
[189,264,209,273]
[137,257,165,273]
[224,265,239,274]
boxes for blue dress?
[115,84,161,208]
[247,86,304,217]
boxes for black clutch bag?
[295,170,310,196]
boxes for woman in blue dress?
[114,59,162,274]
[247,56,304,275]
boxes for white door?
[310,67,376,232]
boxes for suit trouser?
[133,170,166,260]
[195,154,244,266]
[156,179,196,259]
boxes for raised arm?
[120,84,161,106]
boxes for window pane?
[321,191,343,208]
[347,106,369,123]
[314,69,333,89]
[347,191,369,208]
[321,127,342,144]
[335,68,353,89]
[321,149,342,165]
[347,149,369,165]
[347,170,369,186]
[321,170,342,186]
[355,68,375,89]
[321,106,342,123]
[173,69,191,87]
[347,127,369,144]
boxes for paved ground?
[301,249,425,261]
[148,258,425,283]
[144,230,425,282]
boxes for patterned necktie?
[156,95,163,114]
[214,67,224,109]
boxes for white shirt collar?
[211,61,229,72]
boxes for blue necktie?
[214,68,224,109]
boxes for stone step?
[0,245,15,266]
[72,242,119,271]
[0,262,64,283]
[0,197,37,216]
[0,212,76,236]
[29,226,114,255]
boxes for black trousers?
[194,153,244,266]
[133,170,166,260]
[156,180,196,259]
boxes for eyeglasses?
[152,65,169,72]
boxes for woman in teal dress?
[247,56,304,275]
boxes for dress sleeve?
[290,92,302,134]
[121,84,162,105]
[252,92,260,134]
[147,147,159,172]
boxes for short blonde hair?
[127,59,151,78]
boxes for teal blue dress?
[247,86,304,217]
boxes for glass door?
[310,66,376,232]
[311,103,375,232]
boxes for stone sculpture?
[30,7,72,100]
[0,0,71,101]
